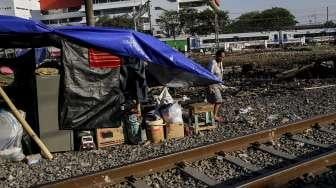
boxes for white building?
[40,0,211,35]
[0,0,40,20]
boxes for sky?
[220,0,336,25]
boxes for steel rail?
[41,113,336,188]
[233,148,336,188]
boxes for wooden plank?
[189,103,214,114]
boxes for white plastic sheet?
[0,109,25,161]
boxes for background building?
[39,0,212,35]
[0,0,40,20]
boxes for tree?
[179,8,199,35]
[228,7,297,33]
[226,11,261,32]
[158,11,181,38]
[324,20,336,28]
[160,8,229,36]
[96,15,134,29]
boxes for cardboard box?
[96,126,124,148]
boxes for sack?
[157,87,174,105]
[160,102,183,124]
[0,109,25,161]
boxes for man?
[207,49,225,122]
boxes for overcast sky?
[221,0,336,24]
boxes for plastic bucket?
[149,125,164,143]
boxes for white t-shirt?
[208,59,223,81]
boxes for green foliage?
[324,20,336,28]
[96,15,134,29]
[158,11,181,38]
[228,7,297,33]
[159,8,229,36]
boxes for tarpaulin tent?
[0,15,221,129]
[0,16,221,86]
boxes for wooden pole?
[0,87,53,160]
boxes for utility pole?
[133,1,137,31]
[327,6,329,22]
[84,0,95,26]
[148,0,152,35]
[215,13,219,49]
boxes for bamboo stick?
[0,86,53,160]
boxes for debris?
[304,85,336,90]
[239,106,253,114]
[25,154,42,165]
[103,175,111,183]
[267,114,279,122]
[281,118,290,124]
[7,175,14,181]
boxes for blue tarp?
[0,15,51,34]
[0,15,221,86]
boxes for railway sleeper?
[126,176,151,188]
[317,126,336,135]
[217,152,263,173]
[290,135,331,149]
[253,144,297,161]
[177,162,219,186]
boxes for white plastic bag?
[161,102,183,124]
[157,87,174,105]
[0,109,25,161]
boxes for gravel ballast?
[1,79,336,187]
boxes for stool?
[188,103,217,134]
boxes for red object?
[214,0,220,7]
[40,0,83,11]
[89,49,123,69]
[0,66,14,75]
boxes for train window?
[203,39,216,43]
[274,34,278,41]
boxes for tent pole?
[0,87,53,160]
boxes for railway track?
[40,113,336,188]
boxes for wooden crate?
[96,126,124,148]
[165,123,184,140]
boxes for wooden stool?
[188,103,217,134]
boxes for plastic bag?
[157,87,174,105]
[161,102,183,124]
[0,109,25,161]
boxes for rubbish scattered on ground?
[25,154,42,165]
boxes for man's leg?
[214,103,221,119]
